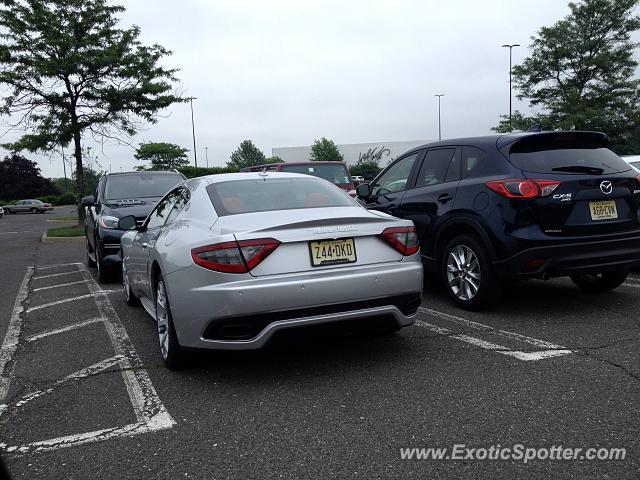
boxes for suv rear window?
[207,177,355,216]
[507,133,631,175]
[104,173,184,200]
[280,164,351,186]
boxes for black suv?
[357,131,640,309]
[83,170,185,282]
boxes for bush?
[350,162,382,180]
[36,192,77,206]
[56,192,77,205]
[178,166,239,179]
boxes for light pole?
[434,94,444,141]
[187,97,198,173]
[501,43,520,131]
[205,146,209,168]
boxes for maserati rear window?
[207,177,355,216]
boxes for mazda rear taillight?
[191,238,280,273]
[486,179,560,198]
[380,226,419,256]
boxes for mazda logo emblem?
[600,181,613,195]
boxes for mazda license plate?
[589,200,618,221]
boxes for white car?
[119,172,423,368]
[0,206,4,218]
[622,155,640,173]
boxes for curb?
[41,232,86,243]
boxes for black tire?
[441,234,502,310]
[30,207,38,213]
[570,271,628,293]
[96,245,112,283]
[86,236,96,267]
[155,275,185,369]
[122,262,139,306]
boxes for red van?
[241,161,355,194]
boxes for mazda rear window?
[509,148,631,175]
[507,132,631,175]
[207,177,355,216]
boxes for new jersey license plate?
[589,200,618,221]
[309,238,357,267]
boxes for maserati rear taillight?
[380,226,419,256]
[191,238,280,273]
[486,179,560,198]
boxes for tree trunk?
[72,126,85,226]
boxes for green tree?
[310,137,344,162]
[135,142,189,170]
[0,153,56,200]
[72,166,104,196]
[227,140,267,169]
[0,0,183,212]
[494,0,640,153]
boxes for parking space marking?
[24,317,105,343]
[0,356,125,416]
[32,280,86,292]
[32,271,80,281]
[0,262,175,455]
[25,293,96,313]
[0,267,33,401]
[0,232,19,235]
[417,307,572,361]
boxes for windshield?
[280,164,351,186]
[104,173,183,200]
[509,148,631,175]
[207,177,355,216]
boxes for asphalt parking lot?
[0,209,639,479]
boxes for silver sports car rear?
[120,172,423,368]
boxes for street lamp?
[434,94,444,141]
[205,146,209,168]
[187,97,198,172]
[501,43,520,131]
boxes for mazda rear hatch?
[502,132,640,236]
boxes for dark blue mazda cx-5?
[356,131,640,309]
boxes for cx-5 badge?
[600,180,613,195]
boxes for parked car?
[119,172,423,368]
[83,170,185,282]
[356,131,640,310]
[352,175,365,184]
[240,161,356,195]
[2,199,53,214]
[0,206,4,218]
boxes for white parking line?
[417,308,572,361]
[0,356,124,416]
[32,271,80,281]
[33,262,83,271]
[0,267,33,402]
[25,318,105,343]
[0,263,175,455]
[420,307,569,350]
[25,294,96,313]
[0,232,18,235]
[32,280,86,292]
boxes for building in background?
[272,140,433,167]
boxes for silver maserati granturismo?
[118,172,423,368]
